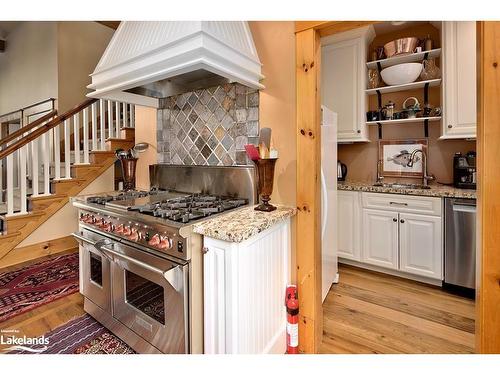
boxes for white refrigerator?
[321,105,339,302]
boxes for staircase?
[0,98,136,260]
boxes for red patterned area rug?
[0,253,79,323]
[7,314,135,354]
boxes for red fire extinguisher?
[285,285,299,354]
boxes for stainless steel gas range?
[71,165,256,354]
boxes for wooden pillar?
[295,28,322,353]
[476,21,500,353]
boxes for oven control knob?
[159,235,173,250]
[123,226,132,236]
[148,234,161,247]
[115,224,124,234]
[128,228,139,241]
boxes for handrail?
[0,98,97,160]
[0,110,57,148]
[0,98,56,119]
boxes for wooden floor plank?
[321,264,475,354]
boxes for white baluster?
[83,108,90,164]
[64,119,71,179]
[99,99,105,150]
[107,100,113,139]
[31,138,39,196]
[130,104,135,128]
[42,132,50,195]
[6,153,14,215]
[92,102,98,151]
[123,103,128,131]
[115,101,120,136]
[19,144,27,214]
[73,114,80,164]
[54,125,61,180]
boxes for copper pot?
[120,158,138,191]
[384,37,419,58]
[254,158,278,212]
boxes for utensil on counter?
[381,62,422,86]
[115,149,128,160]
[244,144,261,161]
[384,37,419,58]
[131,142,150,158]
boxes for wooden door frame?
[295,20,500,353]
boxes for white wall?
[0,22,58,115]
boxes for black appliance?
[453,151,476,189]
[337,161,347,181]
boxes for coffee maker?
[453,151,476,189]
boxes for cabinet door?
[362,209,399,270]
[337,191,361,261]
[399,213,443,279]
[322,38,367,142]
[442,21,477,139]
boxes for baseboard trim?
[339,258,442,287]
[0,235,78,270]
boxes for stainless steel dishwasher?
[444,198,476,293]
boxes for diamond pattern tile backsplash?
[157,83,259,166]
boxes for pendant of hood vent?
[87,21,264,107]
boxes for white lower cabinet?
[338,191,443,281]
[203,219,291,354]
[337,191,361,260]
[399,213,442,279]
[362,209,399,270]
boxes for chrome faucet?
[375,159,384,186]
[407,149,435,187]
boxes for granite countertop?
[338,181,476,199]
[193,204,297,243]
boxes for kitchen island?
[194,204,296,354]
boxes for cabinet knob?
[357,130,361,133]
[393,218,397,222]
[202,247,209,254]
[400,219,405,224]
[448,124,453,128]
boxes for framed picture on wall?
[378,139,428,178]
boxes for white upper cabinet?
[321,26,375,143]
[441,21,477,139]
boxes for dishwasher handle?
[452,204,476,214]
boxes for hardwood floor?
[0,248,85,353]
[321,264,476,354]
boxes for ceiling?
[0,21,21,38]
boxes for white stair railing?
[1,98,135,219]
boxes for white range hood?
[87,21,264,107]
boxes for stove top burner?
[85,190,248,224]
[86,189,164,205]
[134,194,248,223]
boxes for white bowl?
[380,63,423,86]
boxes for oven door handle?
[93,239,115,262]
[99,244,184,292]
[72,231,97,247]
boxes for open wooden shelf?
[366,78,441,95]
[366,48,442,70]
[366,116,442,126]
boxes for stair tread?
[1,211,45,221]
[28,193,67,201]
[0,231,22,240]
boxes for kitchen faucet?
[407,149,435,187]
